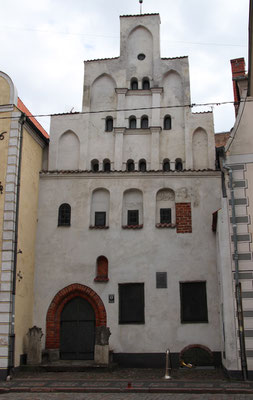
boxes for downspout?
[8,112,26,374]
[223,162,248,380]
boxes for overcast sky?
[0,0,250,133]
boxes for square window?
[160,208,171,224]
[180,282,208,323]
[127,210,139,226]
[95,211,106,227]
[119,283,144,324]
[156,272,167,288]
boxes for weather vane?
[139,0,143,14]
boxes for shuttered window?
[119,283,144,324]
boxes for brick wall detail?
[176,202,192,233]
[46,283,107,349]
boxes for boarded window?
[128,210,139,226]
[119,283,144,324]
[58,203,71,226]
[180,282,208,323]
[160,208,171,224]
[95,212,106,227]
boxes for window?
[103,159,111,172]
[95,211,106,227]
[180,282,208,323]
[160,208,171,224]
[142,78,150,90]
[58,203,71,226]
[141,116,148,129]
[105,117,113,132]
[127,159,135,172]
[129,116,136,129]
[128,210,139,226]
[131,78,138,90]
[164,115,172,130]
[91,159,99,172]
[175,158,183,171]
[156,272,167,289]
[163,159,170,172]
[119,283,144,324]
[139,159,146,172]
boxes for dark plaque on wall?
[108,294,115,303]
[156,272,167,288]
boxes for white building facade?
[33,14,222,367]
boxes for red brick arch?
[46,283,107,349]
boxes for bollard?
[164,348,172,379]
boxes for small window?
[58,203,71,226]
[105,117,113,132]
[119,283,144,324]
[129,116,137,129]
[95,256,109,282]
[95,211,106,227]
[128,210,139,226]
[180,282,208,323]
[127,160,135,172]
[156,272,167,289]
[139,159,146,172]
[131,78,138,90]
[164,115,172,130]
[175,158,183,171]
[142,78,150,90]
[141,116,148,129]
[91,159,99,172]
[163,159,170,171]
[103,159,111,172]
[160,208,171,224]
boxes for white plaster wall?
[34,172,221,354]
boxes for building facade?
[33,13,222,367]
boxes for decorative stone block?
[27,326,43,365]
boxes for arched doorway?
[60,297,95,360]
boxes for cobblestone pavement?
[1,394,253,399]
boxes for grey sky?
[0,0,249,133]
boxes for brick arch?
[179,344,213,363]
[46,283,107,349]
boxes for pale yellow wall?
[14,126,44,366]
[228,102,253,156]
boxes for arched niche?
[58,130,80,170]
[156,188,175,225]
[192,128,208,170]
[122,189,143,227]
[127,26,153,76]
[90,188,110,227]
[0,71,18,105]
[90,73,116,111]
[162,70,183,106]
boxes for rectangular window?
[127,210,139,226]
[156,272,167,288]
[119,283,144,324]
[160,208,171,224]
[180,282,208,323]
[95,211,106,227]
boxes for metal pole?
[164,348,172,379]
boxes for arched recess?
[180,344,213,366]
[162,70,183,106]
[46,283,107,349]
[122,189,143,227]
[90,73,116,111]
[58,130,80,170]
[127,26,153,76]
[156,188,175,225]
[0,71,18,105]
[90,188,110,227]
[192,128,208,170]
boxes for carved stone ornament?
[95,326,111,345]
[157,189,175,201]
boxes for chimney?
[230,58,246,116]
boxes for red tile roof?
[17,98,49,139]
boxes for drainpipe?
[223,162,248,380]
[8,112,25,374]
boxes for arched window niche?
[58,203,71,227]
[175,158,183,171]
[131,78,138,90]
[129,116,137,129]
[164,115,172,130]
[142,77,150,90]
[127,159,135,172]
[105,116,113,132]
[90,188,110,229]
[91,159,99,172]
[94,256,109,282]
[141,115,149,129]
[139,159,147,172]
[163,159,170,172]
[103,159,111,172]
[122,189,143,229]
[156,189,176,228]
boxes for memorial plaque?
[156,272,167,288]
